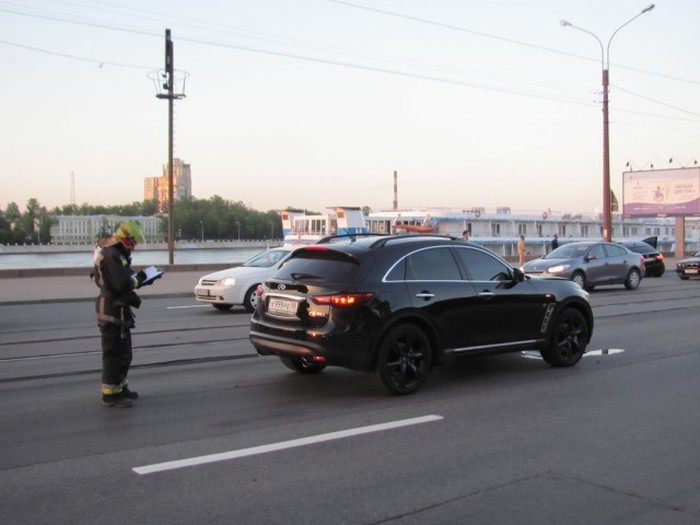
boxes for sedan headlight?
[218,277,236,286]
[546,264,570,274]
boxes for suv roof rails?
[316,232,387,244]
[369,234,460,249]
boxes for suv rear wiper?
[290,272,323,280]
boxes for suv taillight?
[311,292,374,307]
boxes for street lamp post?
[199,220,204,243]
[561,4,654,242]
[235,221,241,241]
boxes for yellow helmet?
[115,221,145,249]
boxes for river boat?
[365,207,698,259]
[279,206,368,247]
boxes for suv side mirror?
[513,267,525,282]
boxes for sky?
[1,0,699,216]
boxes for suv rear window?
[274,249,361,282]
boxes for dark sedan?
[617,239,665,277]
[250,235,593,395]
[676,250,700,280]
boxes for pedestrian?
[551,234,559,251]
[517,234,526,267]
[92,221,161,407]
[462,229,469,241]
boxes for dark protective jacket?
[93,239,140,327]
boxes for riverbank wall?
[0,239,280,254]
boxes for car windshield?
[544,243,592,259]
[244,249,290,268]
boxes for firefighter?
[93,221,159,407]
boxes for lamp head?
[559,19,571,27]
[642,4,655,13]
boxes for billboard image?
[622,167,700,217]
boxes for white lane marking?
[133,414,444,475]
[521,348,625,360]
[585,348,625,356]
[166,304,210,310]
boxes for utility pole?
[152,29,186,264]
[164,29,175,264]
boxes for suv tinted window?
[385,258,406,281]
[406,247,461,281]
[454,247,512,281]
[275,250,360,282]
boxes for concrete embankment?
[0,263,231,279]
[0,240,278,254]
[0,265,228,304]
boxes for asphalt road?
[1,272,699,524]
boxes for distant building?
[144,158,192,211]
[50,215,164,244]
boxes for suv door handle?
[478,291,496,299]
[416,292,435,300]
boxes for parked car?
[617,239,665,277]
[675,250,700,280]
[250,235,593,395]
[194,247,292,312]
[521,241,645,291]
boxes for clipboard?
[141,265,164,285]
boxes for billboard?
[622,167,700,217]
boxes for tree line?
[0,196,318,244]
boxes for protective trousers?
[100,322,133,395]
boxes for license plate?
[268,297,298,316]
[684,268,698,275]
[195,287,210,296]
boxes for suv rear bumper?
[249,329,375,371]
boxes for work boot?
[122,386,139,400]
[102,394,134,408]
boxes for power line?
[0,38,154,69]
[612,84,700,119]
[326,0,700,88]
[0,2,588,98]
[0,7,594,106]
[2,1,698,119]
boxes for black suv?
[250,235,594,395]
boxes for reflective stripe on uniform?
[101,383,123,395]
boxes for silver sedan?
[522,241,645,291]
